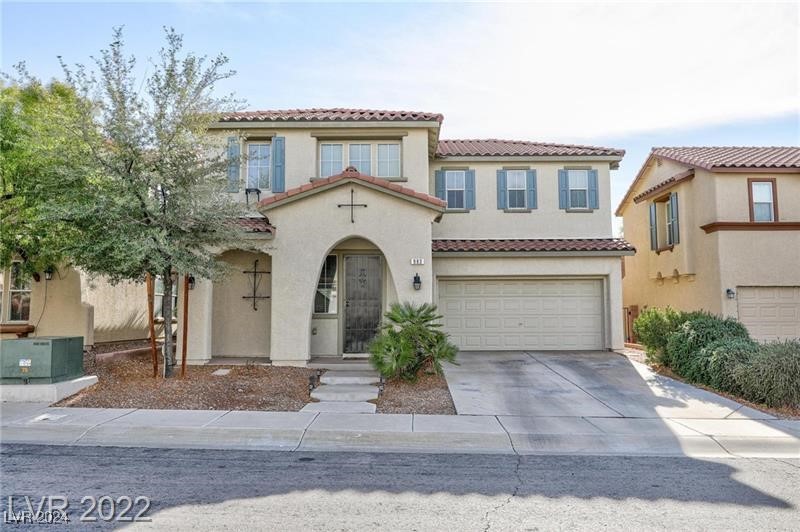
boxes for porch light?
[44,267,54,281]
[726,288,736,299]
[413,273,422,291]
[187,275,196,290]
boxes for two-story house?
[617,147,800,342]
[174,108,632,366]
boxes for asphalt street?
[1,444,798,531]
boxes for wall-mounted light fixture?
[187,275,196,290]
[413,273,422,291]
[725,288,736,299]
[44,266,54,281]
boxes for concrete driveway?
[443,351,773,420]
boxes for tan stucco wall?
[621,161,800,318]
[432,255,625,349]
[431,161,614,239]
[263,182,439,365]
[83,278,152,343]
[211,250,271,358]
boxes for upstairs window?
[348,144,371,174]
[445,170,466,209]
[506,170,527,209]
[8,262,31,322]
[320,144,344,178]
[649,192,679,250]
[314,255,338,314]
[246,143,271,190]
[568,170,589,209]
[750,179,777,222]
[377,143,401,178]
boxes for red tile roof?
[632,169,695,203]
[437,139,624,158]
[234,217,273,233]
[652,147,800,170]
[432,238,635,253]
[259,167,446,210]
[222,108,444,124]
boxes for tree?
[57,27,246,376]
[0,75,92,276]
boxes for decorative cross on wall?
[242,259,271,311]
[337,188,367,223]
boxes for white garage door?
[438,279,604,351]
[737,286,800,341]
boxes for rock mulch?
[56,355,316,411]
[375,371,456,415]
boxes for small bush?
[666,313,750,381]
[694,337,759,393]
[369,302,458,380]
[633,307,708,366]
[734,340,800,408]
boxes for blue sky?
[3,1,798,233]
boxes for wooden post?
[181,275,189,378]
[145,273,158,378]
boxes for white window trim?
[506,170,527,210]
[665,200,675,246]
[246,142,271,190]
[348,143,372,175]
[376,143,402,178]
[314,255,339,316]
[567,169,589,209]
[751,181,775,222]
[5,261,32,323]
[444,170,466,210]
[320,143,344,178]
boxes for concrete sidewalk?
[2,403,798,458]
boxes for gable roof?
[258,167,446,214]
[436,139,624,158]
[234,216,273,234]
[616,146,800,216]
[652,146,800,170]
[221,108,444,124]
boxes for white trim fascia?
[432,250,634,258]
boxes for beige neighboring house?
[171,108,633,367]
[617,147,800,343]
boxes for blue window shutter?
[558,169,568,209]
[226,136,240,192]
[526,170,537,209]
[670,192,680,244]
[496,170,507,209]
[649,202,658,250]
[271,136,285,192]
[465,169,476,210]
[588,169,599,209]
[434,170,445,201]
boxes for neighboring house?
[617,147,800,342]
[176,108,633,366]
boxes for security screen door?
[343,255,383,353]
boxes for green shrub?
[734,340,800,408]
[666,313,750,381]
[633,307,707,365]
[368,302,458,380]
[694,337,759,393]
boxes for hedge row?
[633,308,800,408]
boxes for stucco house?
[617,147,800,342]
[175,108,633,366]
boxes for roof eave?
[433,250,635,257]
[210,120,443,130]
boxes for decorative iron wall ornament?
[242,259,271,311]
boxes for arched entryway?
[211,250,271,358]
[310,237,398,358]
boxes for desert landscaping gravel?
[376,371,456,415]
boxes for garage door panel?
[439,279,604,351]
[738,286,800,342]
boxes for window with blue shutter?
[526,169,537,209]
[588,169,599,209]
[271,136,285,192]
[560,169,599,209]
[434,170,445,201]
[226,136,240,192]
[558,169,568,209]
[465,169,476,210]
[649,202,658,250]
[496,170,507,209]
[667,192,680,245]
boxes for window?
[506,170,527,209]
[349,144,371,174]
[377,143,400,177]
[320,144,343,178]
[750,180,776,222]
[567,169,589,209]
[445,170,466,209]
[8,262,31,322]
[246,143,271,190]
[665,198,676,246]
[314,255,338,314]
[154,276,178,320]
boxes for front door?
[343,255,383,354]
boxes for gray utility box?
[0,336,84,384]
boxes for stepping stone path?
[211,369,231,376]
[301,369,381,414]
